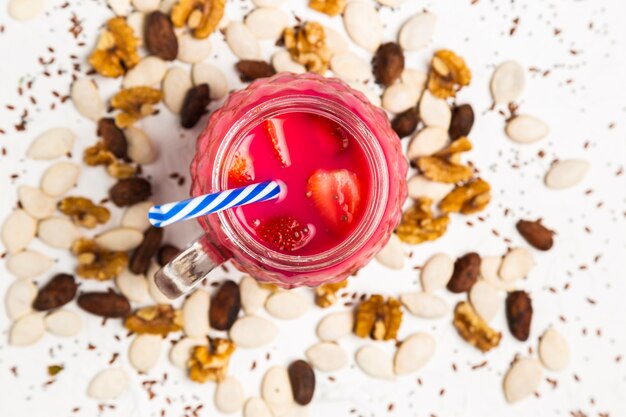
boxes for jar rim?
[210,93,390,271]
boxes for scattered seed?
[121,201,154,232]
[324,26,349,55]
[125,127,157,165]
[407,127,449,160]
[132,0,159,12]
[480,255,514,290]
[210,280,241,330]
[506,290,533,341]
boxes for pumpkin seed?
[192,63,228,99]
[10,313,45,346]
[2,209,37,254]
[226,22,262,60]
[272,51,306,74]
[420,253,454,292]
[6,250,52,279]
[177,31,212,63]
[407,127,448,160]
[419,90,451,129]
[545,159,590,189]
[230,315,278,348]
[382,83,419,114]
[330,52,371,82]
[355,345,394,380]
[71,78,104,121]
[27,127,75,160]
[115,269,149,303]
[40,162,80,197]
[38,217,81,249]
[406,175,454,202]
[316,312,354,341]
[5,279,37,320]
[169,337,204,369]
[245,7,288,40]
[215,376,245,413]
[124,127,157,165]
[123,56,167,88]
[265,291,308,319]
[343,1,383,52]
[183,289,210,337]
[129,334,162,372]
[503,357,542,403]
[87,368,129,400]
[240,275,272,314]
[121,201,154,231]
[398,12,436,51]
[499,248,534,281]
[490,61,525,104]
[394,333,435,375]
[374,233,404,270]
[505,115,549,144]
[18,186,56,219]
[262,366,294,417]
[469,280,500,322]
[305,342,348,372]
[131,0,159,12]
[45,309,82,337]
[95,227,144,252]
[244,397,273,417]
[538,327,569,371]
[107,0,131,15]
[401,292,448,318]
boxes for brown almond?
[145,11,178,61]
[235,60,276,82]
[447,252,481,293]
[372,42,405,87]
[181,84,211,129]
[391,107,419,138]
[109,177,152,207]
[516,219,554,251]
[97,118,127,159]
[157,244,180,266]
[33,273,77,311]
[130,226,163,275]
[449,104,474,140]
[506,290,533,341]
[77,289,131,318]
[288,359,316,405]
[209,280,241,331]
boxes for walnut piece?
[84,142,116,166]
[89,17,140,78]
[395,197,449,244]
[111,87,162,128]
[453,301,501,352]
[427,49,471,99]
[439,178,491,214]
[58,197,111,229]
[434,136,473,158]
[187,338,235,383]
[314,279,347,308]
[309,0,346,16]
[416,156,474,184]
[354,294,403,341]
[71,238,128,280]
[106,161,137,179]
[125,305,183,335]
[171,0,225,39]
[283,22,331,74]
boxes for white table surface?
[1,0,625,416]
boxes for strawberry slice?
[228,154,254,186]
[255,216,312,252]
[313,115,350,152]
[263,119,291,167]
[305,169,362,233]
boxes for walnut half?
[111,87,162,128]
[58,197,111,229]
[283,22,331,74]
[171,0,225,39]
[354,294,403,341]
[125,305,183,336]
[453,301,501,352]
[89,17,139,78]
[427,49,471,99]
[395,198,450,245]
[71,238,128,280]
[315,279,348,308]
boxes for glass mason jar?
[156,73,407,298]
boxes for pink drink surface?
[226,111,371,256]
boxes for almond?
[77,290,131,318]
[129,226,163,274]
[236,60,276,82]
[391,108,419,138]
[18,186,56,219]
[209,280,241,330]
[109,177,152,207]
[516,219,554,251]
[449,104,474,140]
[33,273,77,311]
[98,118,127,158]
[447,252,481,293]
[372,42,404,86]
[288,360,315,405]
[180,84,210,129]
[506,290,533,341]
[145,11,178,60]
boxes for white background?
[1,0,625,416]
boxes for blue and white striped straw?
[148,180,282,228]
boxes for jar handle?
[154,234,226,299]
